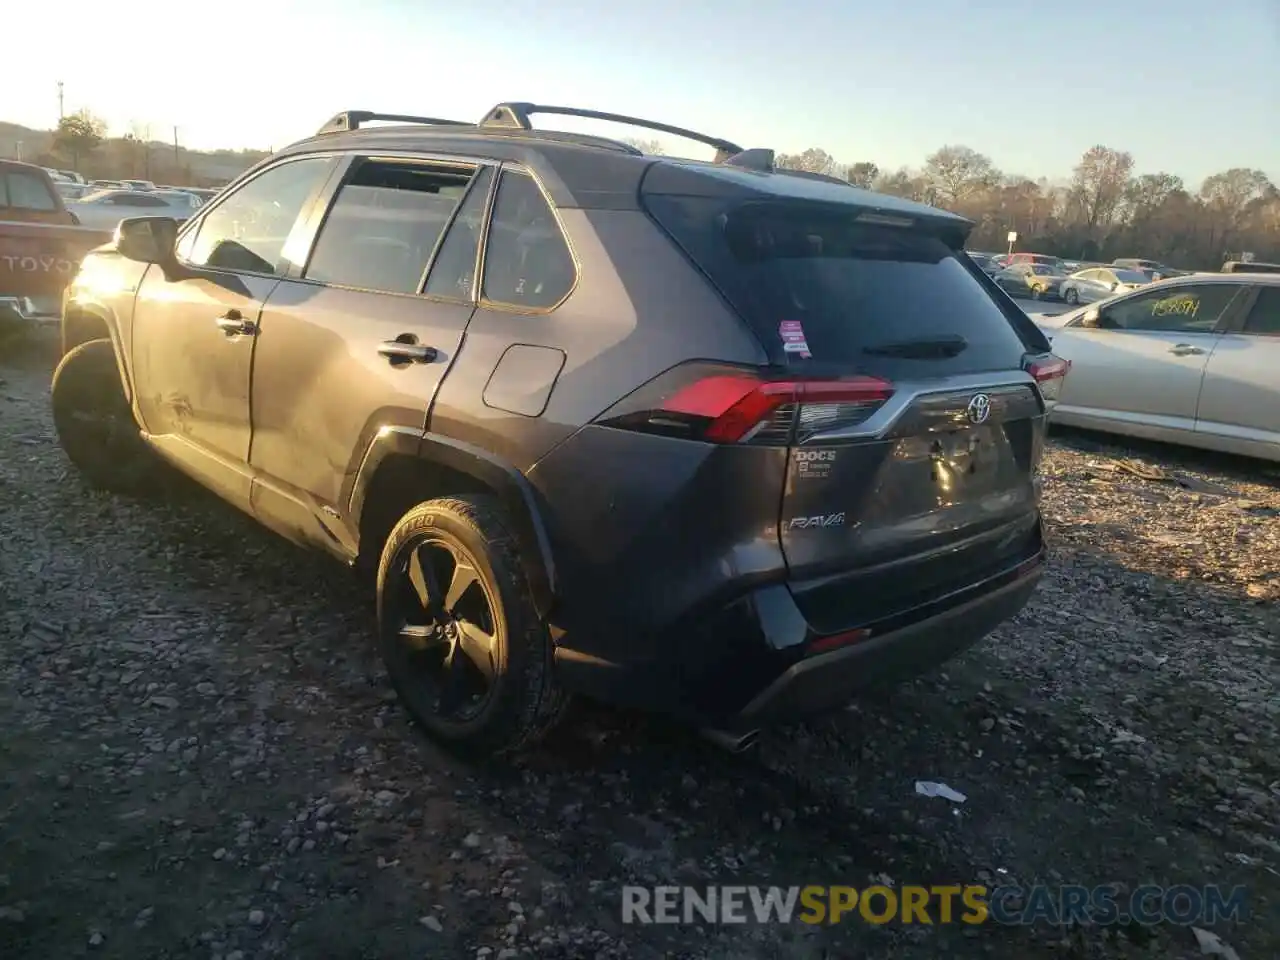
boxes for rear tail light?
[594,363,895,445]
[1025,353,1070,403]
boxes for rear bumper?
[553,543,1044,727]
[0,295,60,326]
[737,571,1039,724]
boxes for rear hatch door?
[643,188,1048,631]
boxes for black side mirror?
[114,216,189,280]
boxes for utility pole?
[57,81,64,119]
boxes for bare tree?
[775,148,840,177]
[923,145,999,206]
[873,168,932,203]
[846,161,879,189]
[1068,145,1134,232]
[620,137,665,155]
[1126,173,1185,221]
[1200,168,1272,225]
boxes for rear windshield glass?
[644,197,1034,369]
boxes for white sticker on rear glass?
[779,320,812,359]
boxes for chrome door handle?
[215,311,256,336]
[1168,343,1204,356]
[378,340,438,363]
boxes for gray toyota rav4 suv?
[53,102,1068,756]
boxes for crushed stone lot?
[1,340,1277,960]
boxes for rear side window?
[1242,287,1280,336]
[481,170,576,311]
[647,197,1033,371]
[1,171,58,211]
[306,160,474,295]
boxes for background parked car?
[66,189,194,230]
[151,189,204,212]
[1113,258,1187,281]
[1007,252,1068,272]
[1,160,113,329]
[1221,260,1280,275]
[967,251,998,275]
[995,262,1067,300]
[1059,266,1150,305]
[1035,275,1280,462]
[53,181,94,202]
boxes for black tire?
[51,338,169,495]
[375,494,568,756]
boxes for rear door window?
[715,203,1031,370]
[2,171,58,211]
[1241,287,1280,336]
[480,170,576,311]
[305,159,474,295]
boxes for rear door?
[644,195,1050,618]
[1193,285,1280,455]
[247,154,488,552]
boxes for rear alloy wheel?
[1064,288,1079,305]
[1030,285,1044,300]
[51,338,171,496]
[376,495,567,756]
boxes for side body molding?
[347,427,559,618]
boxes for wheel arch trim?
[348,426,559,616]
[61,296,133,405]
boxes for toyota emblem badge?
[966,393,992,425]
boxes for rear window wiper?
[861,335,968,359]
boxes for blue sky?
[9,0,1279,186]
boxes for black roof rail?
[316,110,471,136]
[479,102,744,161]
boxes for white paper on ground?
[914,781,967,803]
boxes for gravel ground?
[1,336,1276,960]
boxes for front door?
[247,156,494,553]
[1054,282,1247,433]
[130,155,339,507]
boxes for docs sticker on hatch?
[794,447,837,479]
[779,320,812,359]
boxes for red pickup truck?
[1,159,113,332]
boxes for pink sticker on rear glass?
[778,320,812,359]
